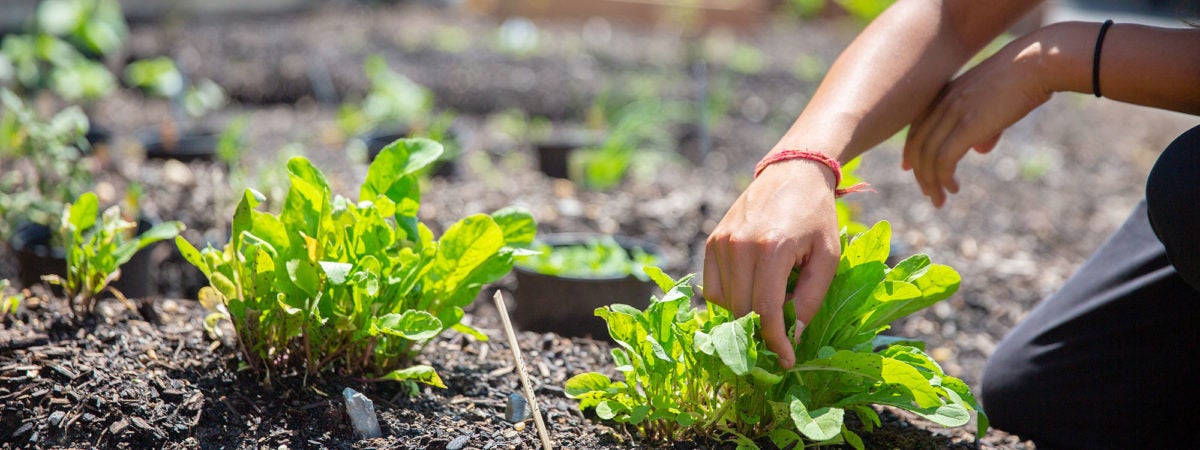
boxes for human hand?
[703,159,841,369]
[903,34,1055,207]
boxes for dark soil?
[2,1,1195,448]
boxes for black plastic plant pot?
[364,127,458,179]
[137,127,218,163]
[11,222,67,293]
[10,219,159,299]
[511,233,665,341]
[532,129,601,180]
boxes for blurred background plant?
[0,89,95,244]
[573,92,690,191]
[0,0,127,108]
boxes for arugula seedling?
[566,221,986,449]
[43,192,185,321]
[515,236,658,280]
[176,138,537,387]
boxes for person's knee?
[979,339,1026,433]
[1146,125,1200,291]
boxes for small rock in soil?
[447,434,470,450]
[504,392,530,423]
[48,411,65,428]
[342,387,382,440]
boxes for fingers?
[702,237,727,310]
[790,238,839,344]
[721,235,755,318]
[753,248,797,368]
[916,100,962,207]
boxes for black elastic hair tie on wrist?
[1093,19,1115,98]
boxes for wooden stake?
[493,290,554,450]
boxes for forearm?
[772,0,1040,164]
[1037,21,1200,115]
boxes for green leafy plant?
[337,55,433,139]
[36,0,129,59]
[573,97,687,190]
[176,138,537,387]
[516,236,659,280]
[0,0,127,104]
[0,279,23,322]
[0,89,94,242]
[0,33,115,103]
[124,57,225,119]
[43,192,184,320]
[565,221,985,449]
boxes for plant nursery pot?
[10,218,159,299]
[511,233,665,341]
[137,127,218,163]
[364,127,459,179]
[532,129,602,180]
[11,222,67,293]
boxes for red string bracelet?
[753,150,872,197]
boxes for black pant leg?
[979,200,1200,450]
[1146,124,1200,292]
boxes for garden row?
[0,1,1027,448]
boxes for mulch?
[2,1,1195,448]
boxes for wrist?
[1027,21,1098,95]
[755,149,872,197]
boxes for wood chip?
[487,366,514,377]
[109,419,128,435]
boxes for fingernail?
[793,319,807,345]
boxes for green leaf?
[643,265,676,293]
[67,191,98,232]
[768,428,801,450]
[565,372,612,398]
[319,261,353,285]
[174,236,211,278]
[361,138,443,200]
[433,215,504,285]
[790,399,844,441]
[379,365,446,388]
[712,318,754,376]
[450,323,489,341]
[490,207,537,246]
[373,310,443,341]
[137,221,184,250]
[841,220,891,271]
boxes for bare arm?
[907,21,1200,206]
[704,0,1041,368]
[775,0,1043,163]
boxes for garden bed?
[2,0,1196,448]
[0,288,1030,449]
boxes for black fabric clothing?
[979,125,1200,449]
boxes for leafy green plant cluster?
[44,192,184,320]
[0,89,94,242]
[0,0,127,103]
[176,138,537,386]
[337,55,433,138]
[515,236,659,280]
[565,221,985,449]
[124,57,226,119]
[573,97,688,190]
